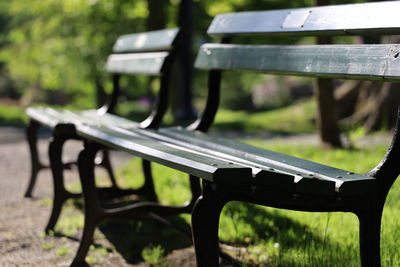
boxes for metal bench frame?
[25,28,183,235]
[45,2,400,266]
[191,2,400,267]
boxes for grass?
[0,103,27,125]
[141,244,166,265]
[110,138,399,267]
[55,245,72,257]
[5,98,396,265]
[212,100,316,134]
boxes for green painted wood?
[158,127,376,195]
[208,1,400,38]
[80,110,139,129]
[75,124,252,183]
[26,107,140,131]
[26,107,73,129]
[113,28,179,53]
[105,52,168,75]
[195,44,400,81]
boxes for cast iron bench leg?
[141,159,158,202]
[46,134,81,233]
[70,142,101,267]
[24,119,47,197]
[358,203,384,267]
[192,183,227,267]
[97,149,118,188]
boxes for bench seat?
[72,123,377,197]
[75,123,252,183]
[26,107,139,131]
[159,128,376,196]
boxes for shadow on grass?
[98,216,192,264]
[53,196,359,266]
[220,201,359,266]
[221,201,324,248]
[68,197,193,264]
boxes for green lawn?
[113,139,398,267]
[212,100,316,134]
[0,103,27,125]
[7,100,396,266]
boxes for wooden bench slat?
[157,127,376,195]
[26,108,140,135]
[105,52,169,75]
[79,110,139,129]
[76,124,252,183]
[113,28,179,53]
[208,1,400,37]
[133,128,337,195]
[26,107,72,129]
[195,43,400,81]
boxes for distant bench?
[25,28,181,234]
[50,1,400,266]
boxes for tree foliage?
[0,0,318,109]
[1,0,154,107]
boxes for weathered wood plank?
[79,110,139,129]
[105,52,168,75]
[113,28,179,53]
[26,107,73,129]
[158,127,376,195]
[76,124,252,183]
[26,107,140,130]
[208,1,400,37]
[195,44,400,81]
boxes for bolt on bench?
[64,1,400,266]
[25,28,181,233]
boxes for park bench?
[25,28,181,233]
[64,1,400,266]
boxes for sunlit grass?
[13,98,397,266]
[112,137,399,266]
[0,103,27,124]
[212,100,316,134]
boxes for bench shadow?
[97,215,193,264]
[52,197,355,266]
[221,201,325,247]
[220,201,356,266]
[69,198,193,264]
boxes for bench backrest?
[190,1,400,131]
[106,28,180,76]
[100,28,180,128]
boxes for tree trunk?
[315,0,342,148]
[335,36,400,133]
[146,0,167,31]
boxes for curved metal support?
[356,204,384,267]
[367,110,400,192]
[71,141,102,267]
[46,134,81,233]
[192,182,228,267]
[187,37,231,132]
[96,149,118,188]
[140,64,173,129]
[185,175,201,208]
[139,159,158,202]
[187,70,222,132]
[97,75,121,115]
[25,119,48,197]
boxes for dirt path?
[0,125,391,266]
[0,126,198,266]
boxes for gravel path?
[0,125,391,266]
[0,126,173,266]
